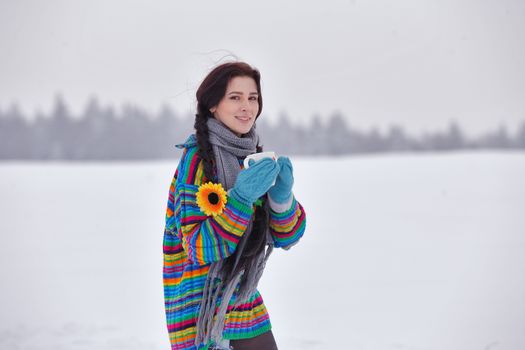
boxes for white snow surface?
[1,152,524,350]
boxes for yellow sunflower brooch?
[195,182,228,217]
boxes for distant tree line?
[1,95,524,160]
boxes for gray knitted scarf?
[195,118,274,348]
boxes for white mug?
[243,151,277,169]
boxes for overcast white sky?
[1,0,524,136]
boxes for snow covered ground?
[1,151,524,350]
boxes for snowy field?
[1,152,524,350]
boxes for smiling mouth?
[235,116,251,121]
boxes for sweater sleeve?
[268,195,306,250]
[172,146,255,265]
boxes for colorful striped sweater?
[163,134,307,349]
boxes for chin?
[236,127,253,135]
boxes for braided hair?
[194,61,269,281]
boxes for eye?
[249,96,258,101]
[229,96,240,100]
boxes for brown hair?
[194,61,269,281]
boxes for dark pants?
[229,330,278,350]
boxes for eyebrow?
[227,91,259,95]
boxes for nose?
[240,98,250,112]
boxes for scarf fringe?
[195,238,274,347]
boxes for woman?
[162,61,306,349]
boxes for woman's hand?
[229,158,280,205]
[268,156,294,204]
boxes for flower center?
[208,192,219,205]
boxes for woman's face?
[210,76,259,137]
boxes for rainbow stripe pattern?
[163,135,306,349]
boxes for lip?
[235,116,252,121]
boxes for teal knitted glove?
[268,156,294,204]
[229,157,280,205]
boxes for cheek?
[224,101,238,114]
